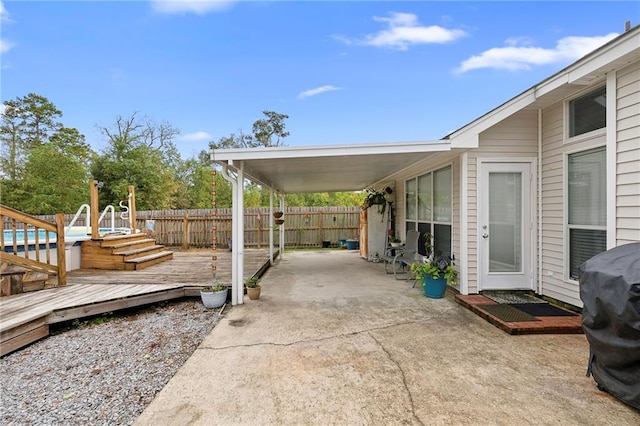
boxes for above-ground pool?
[2,227,131,253]
[2,226,132,271]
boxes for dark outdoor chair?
[382,230,421,280]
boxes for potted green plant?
[200,282,228,308]
[245,276,261,300]
[389,236,402,248]
[410,256,458,299]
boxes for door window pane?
[489,172,522,273]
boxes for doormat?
[477,304,539,322]
[510,303,579,317]
[483,292,546,304]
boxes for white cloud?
[0,1,10,22]
[150,0,234,15]
[181,131,212,141]
[298,85,341,99]
[1,1,14,55]
[0,38,13,54]
[334,12,467,51]
[457,33,619,73]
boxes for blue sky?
[1,1,638,159]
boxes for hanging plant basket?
[362,189,388,217]
[275,219,285,225]
[273,211,284,218]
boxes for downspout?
[537,108,543,295]
[219,162,243,305]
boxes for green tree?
[1,93,63,181]
[92,113,179,210]
[0,94,95,213]
[209,110,290,150]
[20,128,94,214]
[252,110,289,147]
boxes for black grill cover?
[579,242,640,409]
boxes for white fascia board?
[535,73,570,98]
[567,32,640,84]
[210,141,450,162]
[448,134,479,149]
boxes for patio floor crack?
[199,319,424,351]
[368,332,424,426]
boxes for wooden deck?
[0,248,273,356]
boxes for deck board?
[0,249,273,355]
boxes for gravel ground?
[0,298,225,426]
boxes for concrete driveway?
[135,250,639,425]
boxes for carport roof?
[210,140,450,194]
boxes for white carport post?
[269,188,274,265]
[279,195,285,256]
[220,161,245,305]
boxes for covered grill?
[579,242,640,409]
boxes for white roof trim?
[211,140,450,161]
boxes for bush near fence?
[30,207,361,249]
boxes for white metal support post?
[269,189,274,265]
[235,163,245,304]
[279,195,285,257]
[220,162,245,305]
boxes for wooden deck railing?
[0,204,66,286]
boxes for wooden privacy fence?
[32,207,361,249]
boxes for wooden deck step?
[124,251,174,271]
[1,315,49,357]
[115,245,166,260]
[81,233,173,270]
[101,238,156,250]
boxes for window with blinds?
[567,146,606,280]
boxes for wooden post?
[128,185,137,233]
[319,210,324,246]
[183,212,189,250]
[257,213,262,248]
[90,180,99,239]
[55,214,67,286]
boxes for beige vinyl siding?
[465,109,539,294]
[540,93,608,307]
[616,61,640,244]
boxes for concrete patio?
[135,250,639,425]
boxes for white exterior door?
[479,162,534,291]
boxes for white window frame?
[405,164,453,257]
[563,145,607,282]
[564,85,607,145]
